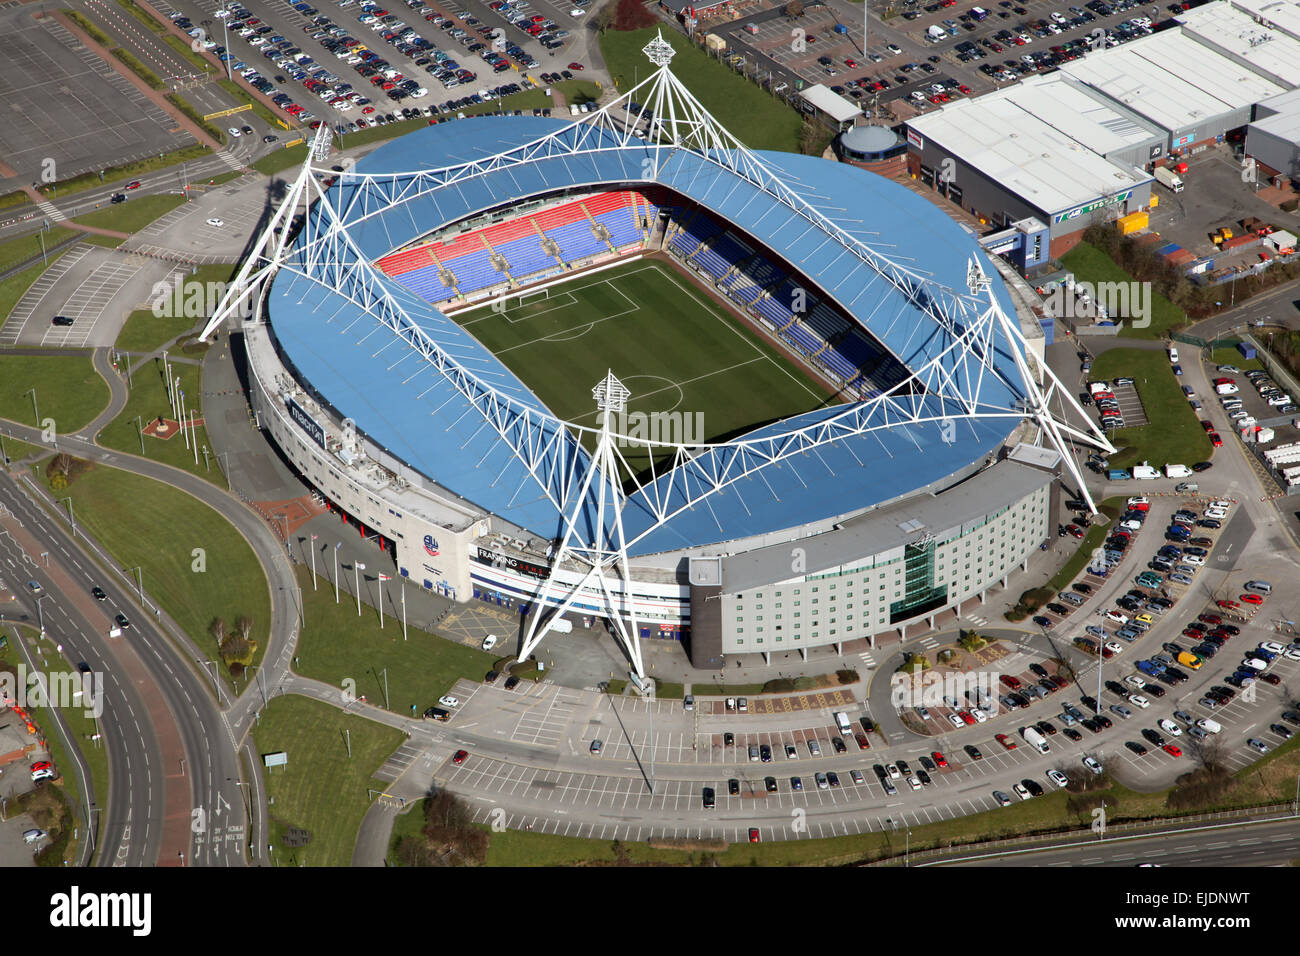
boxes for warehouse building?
[1247,87,1300,179]
[1059,27,1285,154]
[1229,0,1300,43]
[905,76,1154,261]
[1178,2,1300,88]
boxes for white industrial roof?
[1060,28,1284,131]
[799,84,862,123]
[1179,2,1300,86]
[992,73,1161,155]
[1250,86,1300,141]
[907,95,1149,214]
[1230,0,1300,43]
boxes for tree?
[785,0,804,18]
[236,615,254,642]
[595,0,617,32]
[612,0,657,31]
[209,616,227,646]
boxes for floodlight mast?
[518,371,647,677]
[199,122,332,340]
[198,41,1114,673]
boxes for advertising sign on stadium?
[1051,191,1131,226]
[907,128,923,150]
[288,397,327,449]
[475,547,550,580]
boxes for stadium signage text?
[1052,191,1132,225]
[475,547,550,580]
[288,398,328,449]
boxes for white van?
[1245,580,1272,594]
[1196,718,1222,734]
[926,24,946,41]
[1164,463,1192,478]
[1132,464,1160,479]
[835,712,853,735]
[1168,347,1179,363]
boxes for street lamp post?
[128,566,144,605]
[133,416,146,455]
[354,561,365,616]
[58,496,74,538]
[23,389,37,429]
[333,542,341,604]
[36,595,46,634]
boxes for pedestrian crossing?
[856,650,876,669]
[33,198,67,223]
[216,150,246,172]
[962,614,989,627]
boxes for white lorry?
[1154,166,1184,193]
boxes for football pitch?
[454,260,833,467]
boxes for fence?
[865,801,1298,866]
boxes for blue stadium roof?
[270,115,1028,554]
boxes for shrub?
[612,0,656,30]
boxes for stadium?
[202,34,1109,676]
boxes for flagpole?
[334,542,340,604]
[401,579,407,642]
[310,534,318,590]
[378,575,385,629]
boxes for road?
[0,472,250,865]
[925,814,1300,867]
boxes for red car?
[958,84,971,94]
[126,180,142,189]
[31,761,52,772]
[959,710,977,725]
[451,749,468,764]
[1210,433,1222,448]
[1241,593,1264,605]
[995,733,1017,750]
[568,62,584,70]
[749,828,761,843]
[1067,525,1085,538]
[855,733,870,750]
[806,33,817,42]
[1218,600,1239,610]
[1162,744,1182,757]
[1200,613,1221,625]
[1200,420,1214,431]
[1000,674,1022,689]
[845,58,857,68]
[1213,377,1235,386]
[931,750,948,768]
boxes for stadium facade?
[205,35,1110,675]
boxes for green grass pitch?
[454,259,833,471]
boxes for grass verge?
[252,144,309,176]
[1090,348,1212,469]
[0,352,110,434]
[36,144,213,199]
[599,28,802,152]
[1060,242,1187,340]
[166,92,225,144]
[255,695,404,867]
[98,354,223,485]
[292,566,498,717]
[72,193,186,233]
[0,227,78,274]
[41,463,270,681]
